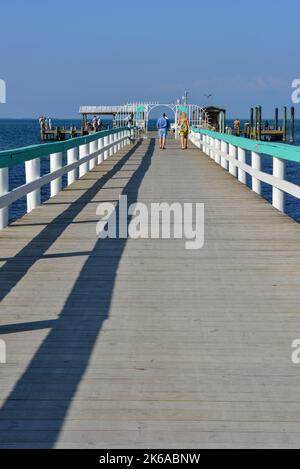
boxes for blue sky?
[0,0,299,118]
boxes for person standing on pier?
[157,113,170,150]
[178,112,190,149]
[92,115,98,131]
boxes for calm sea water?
[1,118,300,223]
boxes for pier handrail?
[0,127,126,168]
[191,127,300,163]
[0,127,137,229]
[190,127,300,215]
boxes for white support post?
[98,137,104,164]
[89,139,98,170]
[25,158,41,212]
[104,136,109,160]
[191,131,195,147]
[200,134,204,152]
[221,140,228,169]
[79,143,89,178]
[50,152,63,197]
[228,144,237,177]
[238,147,246,184]
[0,168,9,229]
[203,135,206,155]
[199,134,203,152]
[202,135,205,153]
[117,132,121,151]
[67,147,78,186]
[204,135,209,155]
[272,157,285,212]
[109,134,114,157]
[251,151,261,194]
[209,137,215,159]
[215,139,221,165]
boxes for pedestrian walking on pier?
[157,113,170,150]
[178,112,190,149]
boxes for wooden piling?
[254,107,258,139]
[275,107,279,130]
[290,106,295,144]
[258,105,262,140]
[283,106,287,143]
[250,108,254,138]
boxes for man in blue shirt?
[157,113,170,150]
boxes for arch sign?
[132,102,205,137]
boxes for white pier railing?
[190,127,300,214]
[0,127,136,229]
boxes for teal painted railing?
[0,127,136,229]
[0,127,125,169]
[190,127,300,216]
[191,127,300,163]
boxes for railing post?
[25,158,41,211]
[89,139,98,170]
[104,135,109,160]
[238,147,246,184]
[206,135,210,155]
[251,152,261,194]
[98,137,104,164]
[214,139,221,165]
[202,135,206,153]
[272,157,285,212]
[67,147,78,186]
[205,135,209,155]
[209,137,215,160]
[79,143,89,178]
[228,144,237,177]
[117,132,121,151]
[221,140,228,169]
[0,168,9,229]
[200,133,204,152]
[109,134,114,157]
[50,152,63,197]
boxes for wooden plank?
[0,134,300,448]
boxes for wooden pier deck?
[1,133,300,448]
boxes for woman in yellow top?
[178,112,190,150]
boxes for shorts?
[158,128,167,138]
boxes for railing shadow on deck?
[0,138,155,448]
